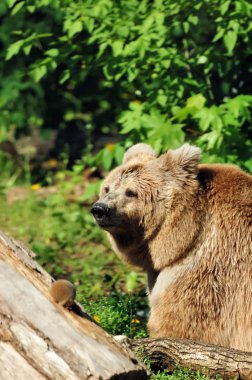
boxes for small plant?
[80,291,148,338]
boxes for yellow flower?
[93,315,101,322]
[131,318,140,324]
[132,99,141,104]
[105,143,115,152]
[44,159,58,169]
[31,184,41,191]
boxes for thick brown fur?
[93,143,252,351]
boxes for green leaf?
[183,78,200,87]
[220,0,230,15]
[102,148,113,171]
[68,20,83,38]
[236,0,252,16]
[124,40,141,55]
[127,67,138,82]
[141,112,162,131]
[11,1,24,15]
[5,40,24,60]
[188,15,198,25]
[224,30,238,55]
[6,0,16,7]
[103,64,116,81]
[162,59,171,69]
[195,107,218,132]
[59,70,70,84]
[114,144,125,164]
[50,60,57,70]
[213,28,225,42]
[183,21,189,33]
[186,94,206,109]
[112,40,124,57]
[97,42,108,58]
[148,121,185,150]
[157,94,167,107]
[23,44,32,56]
[174,94,206,122]
[229,20,239,32]
[32,65,47,82]
[45,48,59,57]
[119,103,144,134]
[27,5,35,13]
[36,33,53,39]
[197,56,207,64]
[198,130,223,151]
[120,123,137,134]
[244,157,252,172]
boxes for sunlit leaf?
[11,1,24,15]
[224,30,238,55]
[6,40,24,60]
[112,40,124,57]
[45,48,59,57]
[32,65,47,82]
[59,70,70,84]
[68,20,83,38]
[220,0,231,15]
[23,44,32,56]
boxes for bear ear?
[166,144,201,175]
[123,143,156,164]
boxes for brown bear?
[91,143,252,351]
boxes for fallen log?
[131,338,252,380]
[0,231,148,380]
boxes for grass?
[0,183,224,380]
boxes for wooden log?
[0,231,148,380]
[131,338,252,380]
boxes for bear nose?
[91,202,110,219]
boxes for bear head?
[92,143,201,268]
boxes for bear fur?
[92,143,252,351]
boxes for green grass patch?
[150,368,224,379]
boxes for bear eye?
[125,189,138,198]
[104,186,110,194]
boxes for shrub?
[1,0,252,174]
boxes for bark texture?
[131,338,252,380]
[0,231,148,380]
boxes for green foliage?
[150,368,224,380]
[0,0,251,177]
[173,94,252,170]
[81,292,148,338]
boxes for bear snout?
[91,202,110,225]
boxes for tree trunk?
[0,231,148,380]
[131,338,252,380]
